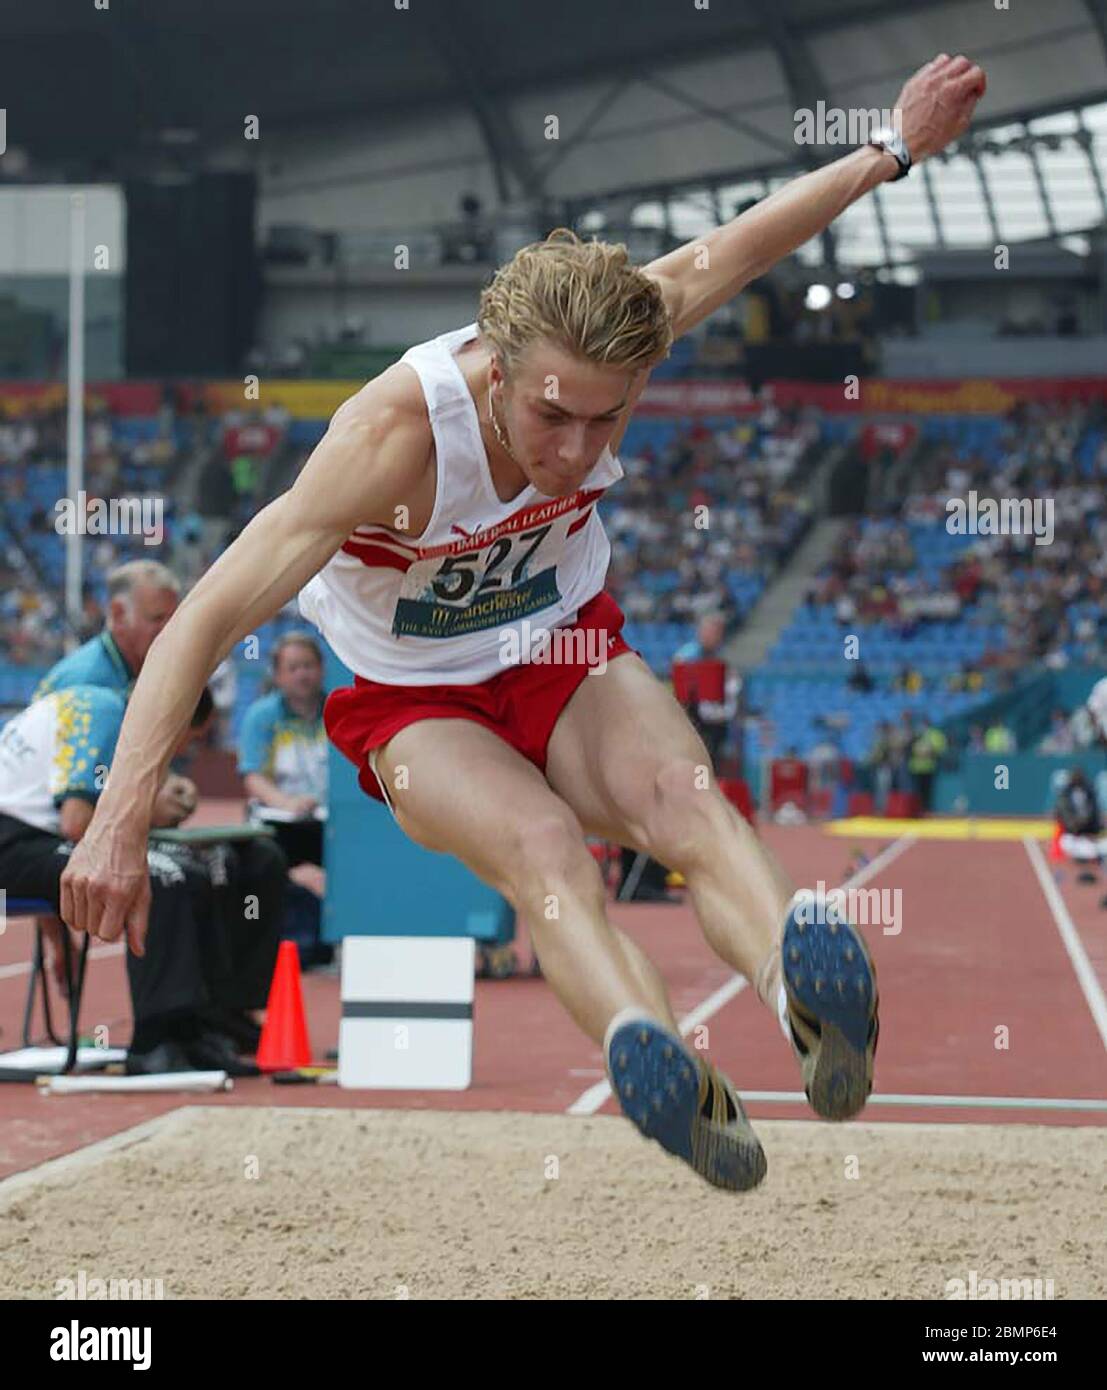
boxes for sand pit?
[1,1106,1103,1300]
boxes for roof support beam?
[870,184,894,270]
[966,147,1003,246]
[744,0,838,268]
[1021,123,1059,238]
[1075,110,1107,220]
[424,0,542,203]
[536,77,635,186]
[921,160,946,248]
[1082,0,1107,62]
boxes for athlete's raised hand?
[894,53,987,163]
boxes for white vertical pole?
[65,190,86,652]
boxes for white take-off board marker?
[339,936,475,1090]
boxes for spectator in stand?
[1086,677,1107,750]
[892,662,924,695]
[808,722,842,801]
[834,592,857,627]
[863,722,890,806]
[888,712,915,792]
[947,660,985,694]
[231,454,260,499]
[847,660,875,694]
[984,720,1016,755]
[909,719,948,812]
[1039,708,1077,756]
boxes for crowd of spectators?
[606,403,820,629]
[803,400,1107,689]
[1037,702,1107,756]
[0,398,284,668]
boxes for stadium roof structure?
[4,0,1107,277]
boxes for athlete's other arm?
[59,379,429,952]
[641,53,986,338]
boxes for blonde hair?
[478,228,673,377]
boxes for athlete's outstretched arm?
[59,388,427,952]
[643,53,986,339]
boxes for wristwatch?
[868,125,912,181]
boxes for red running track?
[1,822,1105,1181]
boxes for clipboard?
[149,823,276,845]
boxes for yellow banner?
[202,381,364,419]
[863,380,1018,415]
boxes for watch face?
[873,130,908,170]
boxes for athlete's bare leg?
[372,719,679,1045]
[376,714,771,1189]
[546,652,794,1006]
[547,651,879,1125]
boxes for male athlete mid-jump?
[61,55,985,1190]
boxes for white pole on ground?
[65,190,86,652]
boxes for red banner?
[859,421,918,460]
[0,381,163,418]
[3,375,1105,423]
[637,376,1107,416]
[223,422,281,459]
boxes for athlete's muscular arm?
[60,378,431,952]
[642,54,986,339]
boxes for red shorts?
[324,590,635,804]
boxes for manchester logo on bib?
[393,523,562,638]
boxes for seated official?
[238,632,331,967]
[0,684,287,1075]
[33,559,181,703]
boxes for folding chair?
[4,898,91,1079]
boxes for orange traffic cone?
[1048,823,1065,863]
[257,941,312,1071]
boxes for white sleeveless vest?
[298,322,624,685]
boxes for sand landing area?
[1,1106,1102,1300]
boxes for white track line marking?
[567,834,917,1116]
[738,1090,1107,1112]
[1024,836,1107,1054]
[0,940,124,983]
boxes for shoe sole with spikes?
[782,897,879,1121]
[607,1019,767,1191]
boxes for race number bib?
[392,522,560,638]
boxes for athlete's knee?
[393,806,442,855]
[503,812,601,910]
[642,757,731,868]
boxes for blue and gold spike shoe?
[607,1019,767,1191]
[782,894,879,1121]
